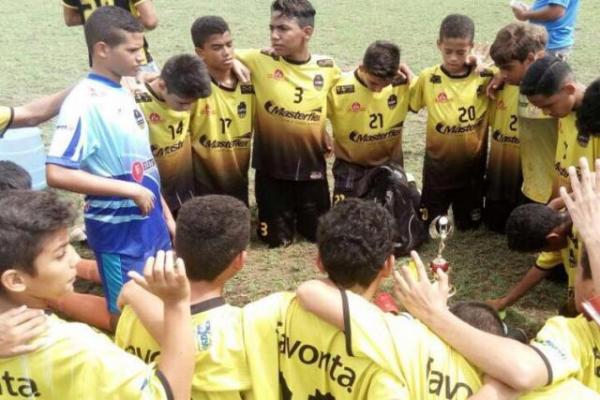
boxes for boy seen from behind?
[116,195,252,399]
[190,16,255,205]
[410,14,493,230]
[46,7,173,322]
[236,0,341,247]
[132,53,211,215]
[327,40,410,202]
[0,190,194,399]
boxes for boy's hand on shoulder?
[127,183,156,216]
[232,59,251,84]
[0,306,48,357]
[128,250,190,305]
[393,251,450,324]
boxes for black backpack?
[355,162,427,256]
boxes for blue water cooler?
[0,127,47,189]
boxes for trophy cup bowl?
[429,215,454,275]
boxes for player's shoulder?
[477,67,495,78]
[131,84,154,104]
[419,65,444,84]
[332,71,358,95]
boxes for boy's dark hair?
[581,246,592,281]
[439,14,475,43]
[520,55,573,97]
[490,22,547,66]
[175,195,250,282]
[576,78,600,137]
[0,190,75,277]
[271,0,316,28]
[84,6,143,53]
[363,41,400,80]
[0,161,32,191]
[190,15,230,48]
[161,54,212,99]
[505,204,566,252]
[450,301,504,336]
[317,198,394,288]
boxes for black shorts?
[255,170,330,247]
[420,182,483,230]
[195,181,249,206]
[331,159,372,204]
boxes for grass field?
[2,0,600,336]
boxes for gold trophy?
[429,215,454,274]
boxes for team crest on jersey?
[133,109,145,129]
[476,85,484,96]
[349,102,365,112]
[388,94,398,109]
[577,132,590,147]
[430,74,442,84]
[240,84,255,94]
[336,85,355,95]
[313,74,324,90]
[435,92,449,103]
[149,112,161,123]
[316,59,334,68]
[131,161,144,183]
[496,100,506,111]
[269,69,285,80]
[238,101,247,118]
[196,321,212,351]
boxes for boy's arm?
[487,266,550,311]
[394,251,548,392]
[296,279,345,329]
[0,306,48,357]
[561,158,600,293]
[469,376,521,400]
[118,281,165,343]
[46,164,156,215]
[160,196,176,240]
[62,2,83,26]
[512,3,566,22]
[134,0,158,30]
[128,250,194,400]
[9,88,71,130]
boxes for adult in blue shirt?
[512,0,580,60]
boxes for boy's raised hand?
[392,251,450,323]
[128,250,190,305]
[560,157,600,246]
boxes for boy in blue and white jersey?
[46,6,173,325]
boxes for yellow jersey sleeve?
[408,72,426,112]
[116,300,251,400]
[412,65,492,190]
[486,84,521,203]
[343,291,482,399]
[133,84,195,212]
[0,314,171,399]
[328,71,410,167]
[519,378,600,399]
[236,49,341,180]
[535,251,563,270]
[190,80,254,198]
[530,315,600,389]
[0,106,13,136]
[367,370,411,399]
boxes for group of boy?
[1,0,600,399]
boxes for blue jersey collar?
[87,73,122,88]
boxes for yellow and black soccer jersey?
[530,314,600,392]
[0,106,13,136]
[535,229,580,308]
[236,49,341,181]
[342,290,482,399]
[486,84,522,204]
[553,112,600,198]
[0,313,171,399]
[410,65,493,190]
[520,377,600,399]
[327,70,410,167]
[518,95,558,203]
[189,80,254,200]
[133,83,194,212]
[241,292,409,400]
[62,0,153,64]
[115,298,251,400]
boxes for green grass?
[2,0,600,336]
